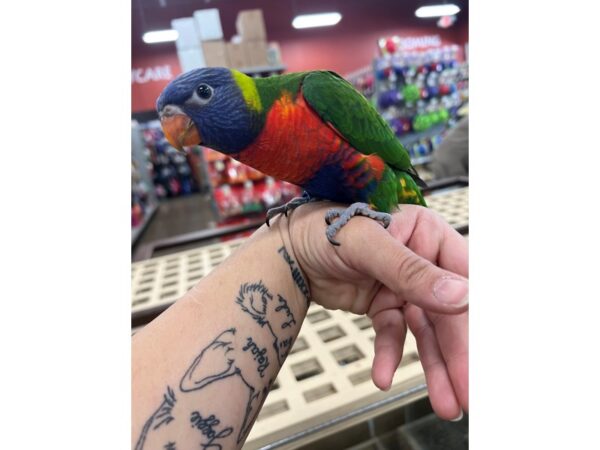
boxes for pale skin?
[132,203,468,450]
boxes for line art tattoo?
[135,278,302,450]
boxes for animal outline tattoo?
[135,280,302,450]
[235,281,297,363]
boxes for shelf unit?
[369,42,468,167]
[131,122,159,244]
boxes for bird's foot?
[325,202,392,246]
[266,192,320,226]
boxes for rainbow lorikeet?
[157,68,427,245]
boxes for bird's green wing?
[301,71,414,172]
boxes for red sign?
[132,53,182,113]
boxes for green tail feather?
[395,170,427,207]
[368,167,427,212]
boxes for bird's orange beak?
[160,110,201,151]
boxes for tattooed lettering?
[279,337,293,355]
[242,337,270,377]
[275,294,296,328]
[190,411,234,450]
[278,246,311,303]
[164,442,176,450]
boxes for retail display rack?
[346,40,469,170]
[132,123,159,244]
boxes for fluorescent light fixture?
[415,4,460,18]
[143,29,179,44]
[292,12,342,29]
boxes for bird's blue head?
[156,67,262,153]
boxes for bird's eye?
[196,84,213,101]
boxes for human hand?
[283,202,468,420]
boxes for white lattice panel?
[425,186,469,230]
[132,240,246,315]
[244,305,423,449]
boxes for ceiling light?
[142,29,179,44]
[292,12,342,29]
[415,4,460,18]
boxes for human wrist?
[272,213,312,309]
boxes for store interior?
[131,0,469,448]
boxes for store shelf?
[398,123,447,148]
[132,203,158,245]
[224,175,267,186]
[238,65,286,76]
[411,155,432,166]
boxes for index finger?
[336,215,468,314]
[388,206,468,278]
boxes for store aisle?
[134,193,217,249]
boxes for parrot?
[156,67,427,245]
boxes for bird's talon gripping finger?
[323,203,393,245]
[326,229,341,246]
[266,193,322,227]
[381,215,392,229]
[324,209,342,226]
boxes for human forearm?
[132,220,309,450]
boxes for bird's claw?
[265,192,320,227]
[324,203,392,246]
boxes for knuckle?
[395,252,429,288]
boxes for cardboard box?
[201,40,229,67]
[236,9,267,42]
[267,42,282,67]
[247,41,269,67]
[171,17,200,50]
[193,8,224,41]
[226,42,250,69]
[177,47,206,72]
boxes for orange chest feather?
[234,92,344,184]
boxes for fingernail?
[450,410,464,422]
[434,277,468,306]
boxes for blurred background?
[131,1,468,448]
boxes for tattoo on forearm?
[135,387,177,450]
[135,279,302,450]
[242,337,270,377]
[275,294,297,328]
[190,411,234,450]
[236,281,296,364]
[278,246,311,304]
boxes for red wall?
[132,53,182,112]
[132,25,468,113]
[280,27,462,74]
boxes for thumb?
[339,223,468,314]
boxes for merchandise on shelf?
[140,121,205,198]
[131,160,153,228]
[369,38,468,169]
[373,41,468,128]
[204,147,302,221]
